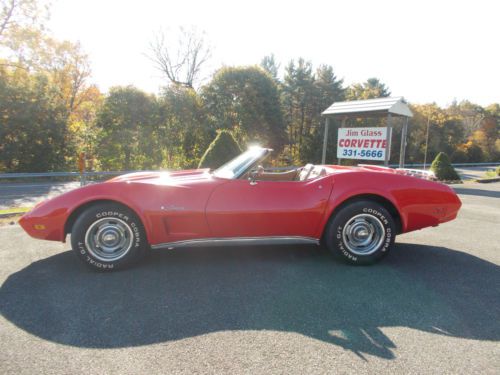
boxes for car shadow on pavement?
[1,243,499,360]
[453,186,500,199]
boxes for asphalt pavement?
[0,182,499,374]
[0,181,81,210]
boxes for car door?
[205,176,333,239]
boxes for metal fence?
[388,162,500,168]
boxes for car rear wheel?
[70,203,148,271]
[324,200,395,265]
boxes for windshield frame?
[212,147,271,179]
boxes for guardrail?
[0,170,148,179]
[389,162,500,168]
[0,170,154,187]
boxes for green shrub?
[198,130,242,169]
[430,152,460,181]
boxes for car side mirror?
[248,171,258,185]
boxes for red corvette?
[20,147,461,271]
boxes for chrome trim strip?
[151,236,320,250]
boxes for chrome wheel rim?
[342,214,385,256]
[85,218,133,262]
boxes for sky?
[49,0,500,107]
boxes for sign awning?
[322,97,413,118]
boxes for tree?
[260,54,280,81]
[448,100,484,140]
[407,104,464,163]
[149,26,211,88]
[67,85,103,167]
[299,64,344,163]
[281,58,316,159]
[469,104,500,161]
[462,141,484,162]
[198,130,241,169]
[46,40,92,114]
[430,152,460,181]
[202,66,285,150]
[0,0,50,69]
[313,64,344,111]
[280,59,344,164]
[157,85,210,168]
[0,66,70,172]
[346,78,391,100]
[0,0,48,42]
[95,86,158,170]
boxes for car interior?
[244,164,328,182]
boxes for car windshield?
[213,147,268,179]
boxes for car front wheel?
[70,203,148,271]
[324,200,396,265]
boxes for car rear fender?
[319,185,403,239]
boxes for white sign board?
[337,127,390,161]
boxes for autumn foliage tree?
[0,67,70,171]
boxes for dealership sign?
[337,127,391,161]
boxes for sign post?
[384,114,392,166]
[399,117,409,168]
[337,127,391,162]
[78,152,86,186]
[321,117,329,164]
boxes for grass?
[0,207,31,215]
[484,170,498,178]
[0,207,30,226]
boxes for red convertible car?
[20,147,461,271]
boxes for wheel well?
[64,199,141,236]
[326,194,403,235]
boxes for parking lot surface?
[0,182,499,374]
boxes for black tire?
[324,200,395,265]
[70,203,148,271]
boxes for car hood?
[106,168,213,185]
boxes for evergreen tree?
[282,60,344,163]
[431,152,460,181]
[260,54,280,81]
[346,78,391,100]
[198,130,241,169]
[281,58,316,158]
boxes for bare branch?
[148,26,211,88]
[0,0,16,38]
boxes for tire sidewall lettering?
[76,209,143,269]
[96,211,129,222]
[333,204,394,262]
